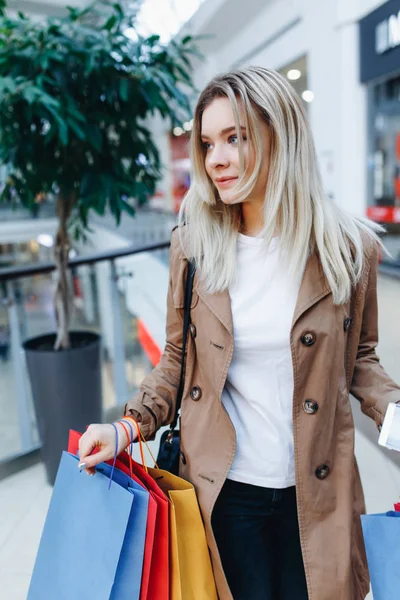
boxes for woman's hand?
[78,422,137,475]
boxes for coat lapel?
[188,251,331,337]
[196,281,233,336]
[292,251,332,329]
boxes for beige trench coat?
[125,227,400,600]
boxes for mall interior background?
[0,2,399,597]
[1,0,400,471]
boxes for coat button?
[315,464,330,480]
[303,399,319,414]
[301,332,316,346]
[344,317,352,332]
[190,324,197,338]
[190,386,202,401]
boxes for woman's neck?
[240,200,264,237]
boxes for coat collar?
[291,251,332,328]
[192,251,331,337]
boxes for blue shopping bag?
[97,461,149,600]
[361,511,400,600]
[28,451,149,600]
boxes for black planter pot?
[23,331,102,485]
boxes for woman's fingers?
[78,449,114,475]
[78,424,112,475]
[78,425,98,460]
[77,421,135,476]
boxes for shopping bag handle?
[104,421,149,489]
[108,423,120,490]
[121,416,151,473]
[122,417,160,471]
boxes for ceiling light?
[173,127,184,136]
[302,90,314,103]
[183,121,192,131]
[37,234,53,248]
[287,69,301,80]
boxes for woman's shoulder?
[344,223,380,268]
[170,223,190,260]
[358,227,380,267]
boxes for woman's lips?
[215,177,238,188]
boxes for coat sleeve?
[350,240,400,429]
[124,231,184,440]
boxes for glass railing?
[0,239,171,465]
[0,202,57,221]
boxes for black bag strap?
[170,260,196,431]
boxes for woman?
[78,67,400,600]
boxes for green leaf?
[104,15,117,31]
[66,105,86,123]
[67,118,86,141]
[46,105,68,146]
[146,34,160,46]
[86,125,103,152]
[119,78,129,101]
[112,3,124,19]
[0,76,17,94]
[120,197,135,217]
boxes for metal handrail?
[0,240,171,282]
[0,243,398,283]
[381,259,400,268]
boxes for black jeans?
[211,479,309,600]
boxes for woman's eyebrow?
[200,125,246,139]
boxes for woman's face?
[201,96,271,207]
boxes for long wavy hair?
[178,66,384,304]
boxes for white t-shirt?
[221,232,304,488]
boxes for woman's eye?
[202,141,212,150]
[228,135,246,144]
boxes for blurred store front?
[360,0,400,249]
[279,56,310,109]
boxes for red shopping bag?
[68,430,169,600]
[112,442,170,600]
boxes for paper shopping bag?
[69,429,167,600]
[97,461,149,600]
[147,466,218,600]
[28,452,148,600]
[361,511,400,600]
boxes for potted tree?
[0,0,197,483]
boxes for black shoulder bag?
[156,261,196,475]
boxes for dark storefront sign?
[360,0,400,84]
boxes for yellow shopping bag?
[123,417,218,600]
[147,467,218,600]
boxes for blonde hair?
[178,66,384,304]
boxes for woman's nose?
[208,144,230,169]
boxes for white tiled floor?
[0,463,52,600]
[0,274,399,599]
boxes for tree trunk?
[53,189,76,351]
